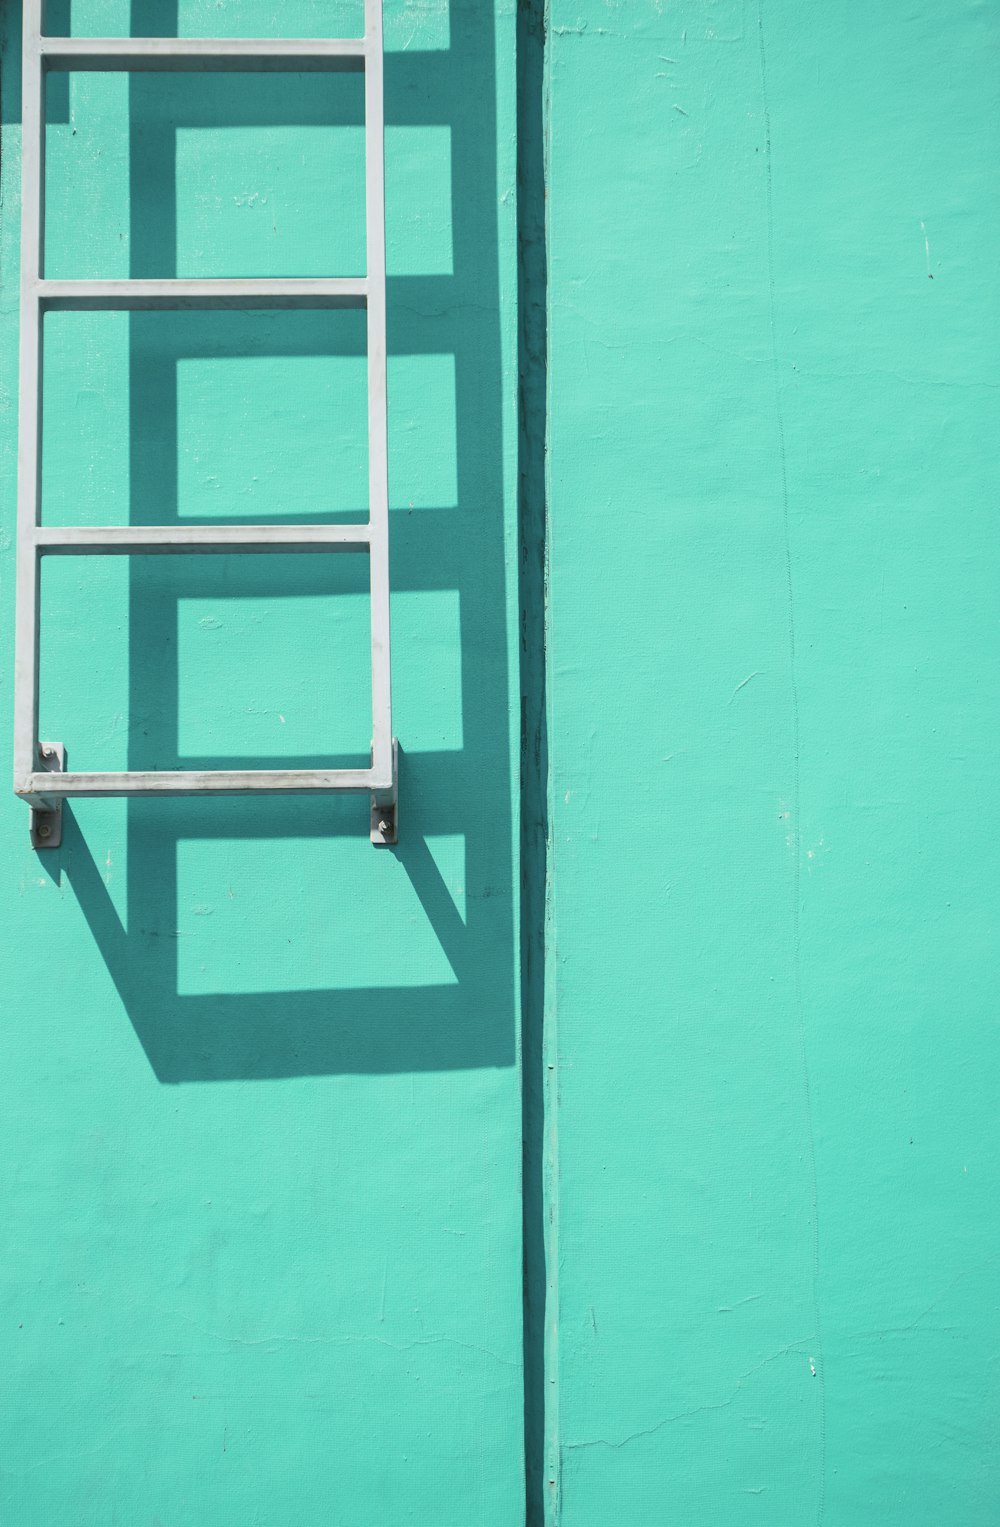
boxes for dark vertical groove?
[517,0,549,1522]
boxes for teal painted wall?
[5,2,1000,1523]
[1,3,524,1523]
[547,2,1000,1524]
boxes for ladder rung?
[37,279,367,312]
[39,37,367,72]
[18,768,386,802]
[34,525,371,554]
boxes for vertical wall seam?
[516,0,552,1521]
[756,7,827,1523]
[539,9,558,1520]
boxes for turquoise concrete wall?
[5,2,1000,1522]
[547,2,1000,1524]
[1,3,524,1522]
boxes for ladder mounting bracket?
[370,739,398,847]
[31,742,64,849]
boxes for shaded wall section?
[546,2,1000,1523]
[0,2,524,1523]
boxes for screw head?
[36,821,51,840]
[378,818,391,836]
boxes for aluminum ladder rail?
[13,1,397,849]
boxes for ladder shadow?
[59,753,505,1078]
[47,0,516,1084]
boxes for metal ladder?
[13,1,397,848]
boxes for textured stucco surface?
[546,2,1000,1523]
[1,3,523,1523]
[4,1,1000,1522]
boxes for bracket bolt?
[41,747,53,760]
[378,818,391,836]
[36,821,51,839]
